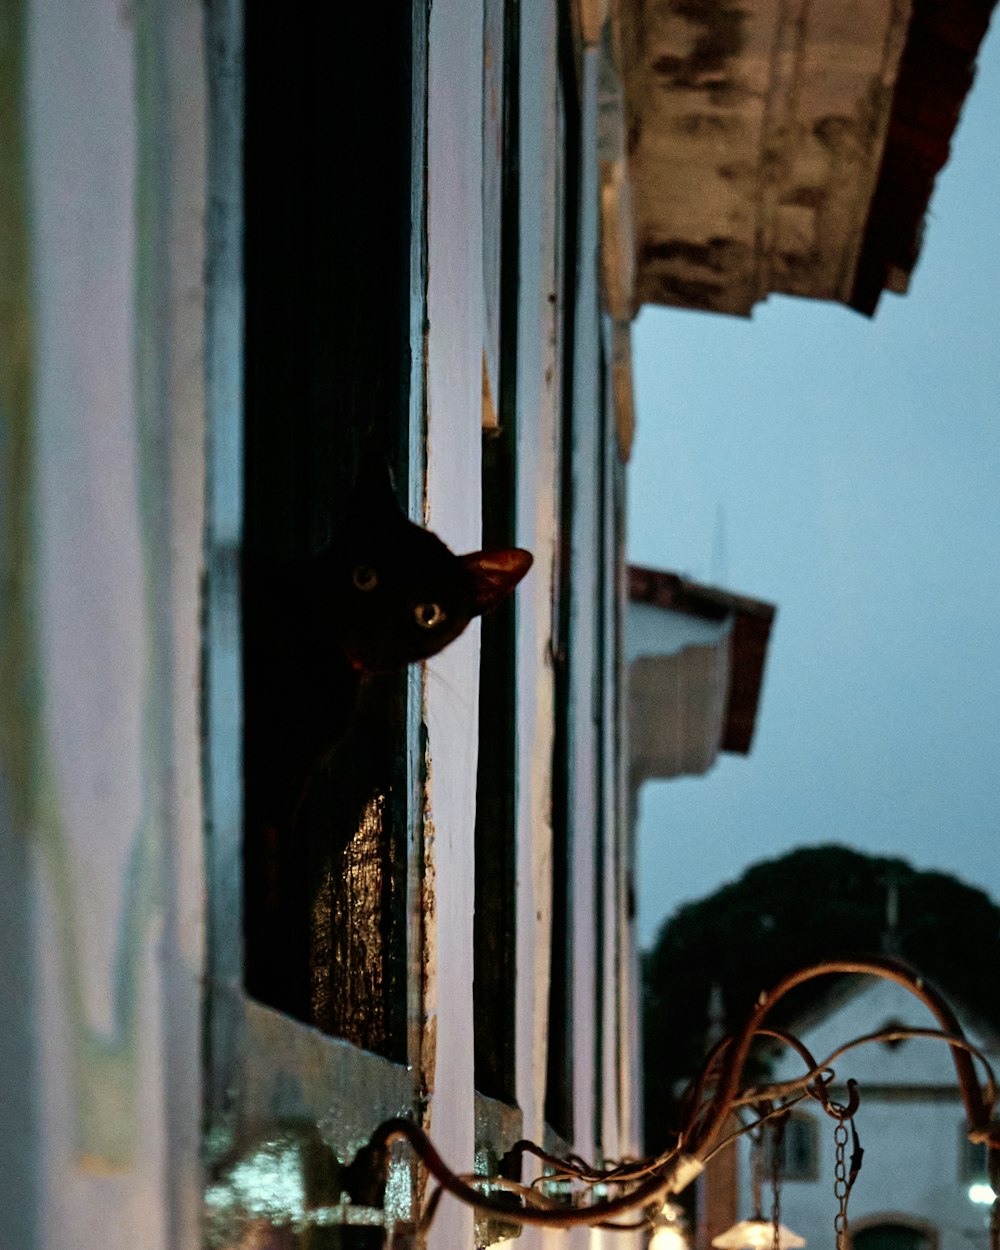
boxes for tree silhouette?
[642,844,1000,1151]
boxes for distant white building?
[732,978,999,1250]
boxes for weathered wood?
[423,2,487,1248]
[512,0,565,1208]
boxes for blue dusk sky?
[627,20,1000,950]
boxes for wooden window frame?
[202,0,430,1229]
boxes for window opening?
[474,0,521,1105]
[545,0,582,1143]
[765,1112,819,1181]
[240,1,417,1062]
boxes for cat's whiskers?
[423,660,472,717]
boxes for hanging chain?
[750,1125,765,1222]
[831,1100,863,1250]
[770,1114,787,1250]
[833,1120,849,1250]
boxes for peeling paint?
[654,272,727,307]
[784,184,827,208]
[653,0,748,88]
[672,109,744,135]
[642,234,749,272]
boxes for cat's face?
[328,460,532,674]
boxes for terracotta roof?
[850,0,998,314]
[628,565,776,754]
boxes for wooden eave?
[849,0,998,313]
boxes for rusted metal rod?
[694,953,996,1155]
[366,953,998,1235]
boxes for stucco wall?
[0,0,207,1247]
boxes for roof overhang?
[611,0,997,317]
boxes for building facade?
[1,0,993,1247]
[2,3,638,1247]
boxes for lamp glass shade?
[650,1202,689,1250]
[712,1219,806,1250]
[650,1225,689,1250]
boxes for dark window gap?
[474,0,521,1106]
[545,0,583,1143]
[240,2,415,1063]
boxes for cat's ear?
[460,548,533,616]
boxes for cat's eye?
[414,603,446,629]
[352,565,378,592]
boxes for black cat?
[244,455,532,829]
[327,454,532,674]
[242,456,532,1035]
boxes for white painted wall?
[0,1,207,1248]
[514,0,562,1173]
[567,42,603,1194]
[626,602,730,662]
[423,2,487,1248]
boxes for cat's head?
[328,457,533,673]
